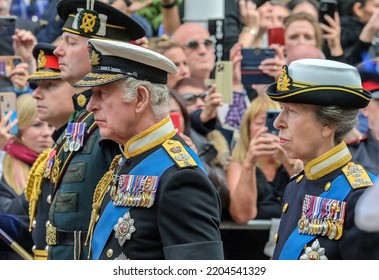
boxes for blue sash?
[279,172,376,260]
[92,145,204,259]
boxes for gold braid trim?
[25,148,53,232]
[85,154,122,259]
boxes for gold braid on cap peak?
[277,65,292,92]
[25,148,53,232]
[85,154,122,259]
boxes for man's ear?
[352,2,364,20]
[135,85,150,114]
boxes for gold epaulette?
[342,162,374,189]
[162,139,198,169]
[25,148,53,232]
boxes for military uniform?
[86,116,224,260]
[46,91,119,260]
[24,0,146,259]
[272,142,379,260]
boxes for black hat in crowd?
[266,59,372,109]
[28,43,60,81]
[75,38,177,87]
[57,0,146,41]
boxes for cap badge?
[89,46,101,66]
[37,50,47,69]
[77,93,87,107]
[277,65,292,92]
[77,9,100,35]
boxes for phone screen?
[0,16,16,37]
[265,109,280,136]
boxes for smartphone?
[318,0,337,26]
[170,111,182,134]
[268,27,285,46]
[251,0,269,8]
[241,48,276,85]
[215,61,233,104]
[0,56,23,78]
[0,92,18,135]
[265,109,280,136]
[0,16,16,37]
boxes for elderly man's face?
[86,80,135,145]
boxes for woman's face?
[164,47,191,89]
[22,116,54,154]
[274,103,331,164]
[249,111,266,138]
[285,20,317,51]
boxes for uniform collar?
[123,115,176,158]
[304,142,352,180]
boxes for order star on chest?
[113,212,136,246]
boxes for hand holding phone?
[265,109,280,136]
[0,56,23,78]
[0,92,18,135]
[241,48,276,85]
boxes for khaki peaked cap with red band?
[266,59,372,109]
[57,0,146,42]
[75,39,177,87]
[28,43,60,81]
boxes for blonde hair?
[3,94,38,194]
[232,96,280,164]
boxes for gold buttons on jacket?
[274,233,278,243]
[106,249,113,258]
[324,182,331,191]
[282,203,288,213]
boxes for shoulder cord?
[24,148,53,232]
[85,154,122,259]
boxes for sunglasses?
[184,38,215,50]
[182,91,208,105]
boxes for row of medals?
[63,123,86,152]
[109,174,157,208]
[298,215,343,240]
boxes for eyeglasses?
[184,38,215,50]
[182,91,208,105]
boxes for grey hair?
[314,106,359,144]
[120,77,170,119]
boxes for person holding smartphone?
[224,96,302,259]
[0,94,54,259]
